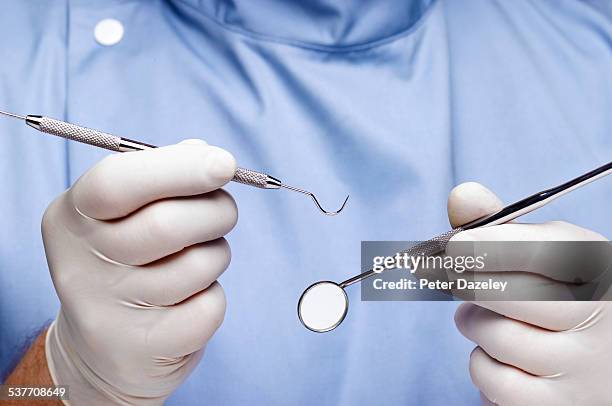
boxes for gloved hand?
[449,182,611,406]
[43,140,238,405]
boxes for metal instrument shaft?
[0,110,348,215]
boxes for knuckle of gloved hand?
[41,193,84,257]
[145,203,177,240]
[194,145,237,187]
[41,195,64,238]
[559,302,603,331]
[72,154,125,214]
[449,181,482,198]
[543,220,575,238]
[43,192,88,233]
[203,282,227,331]
[192,238,232,272]
[209,189,239,233]
[468,347,484,386]
[215,238,232,270]
[453,302,472,332]
[544,220,607,241]
[470,349,517,405]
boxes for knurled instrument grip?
[397,228,465,258]
[231,167,282,189]
[339,228,465,287]
[26,115,279,189]
[36,116,122,151]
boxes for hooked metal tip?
[310,193,349,216]
[280,184,349,216]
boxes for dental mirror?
[298,281,348,333]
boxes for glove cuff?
[46,313,122,405]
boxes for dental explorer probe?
[0,110,349,215]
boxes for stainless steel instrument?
[298,161,612,333]
[0,110,349,215]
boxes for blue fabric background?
[0,1,610,404]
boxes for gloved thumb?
[447,182,504,228]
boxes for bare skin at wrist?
[3,329,61,405]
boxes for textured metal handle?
[398,228,465,258]
[232,167,281,189]
[39,117,122,152]
[233,168,268,187]
[37,116,275,189]
[340,228,465,287]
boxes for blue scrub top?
[0,1,611,404]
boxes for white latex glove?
[448,182,611,406]
[43,139,238,405]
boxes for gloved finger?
[90,189,238,265]
[469,347,561,406]
[448,221,607,280]
[456,303,570,376]
[453,221,607,243]
[447,182,504,228]
[409,183,504,285]
[119,239,231,306]
[70,142,237,220]
[447,271,577,301]
[470,301,603,332]
[148,281,226,357]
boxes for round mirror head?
[298,281,348,333]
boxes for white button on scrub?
[94,19,124,46]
